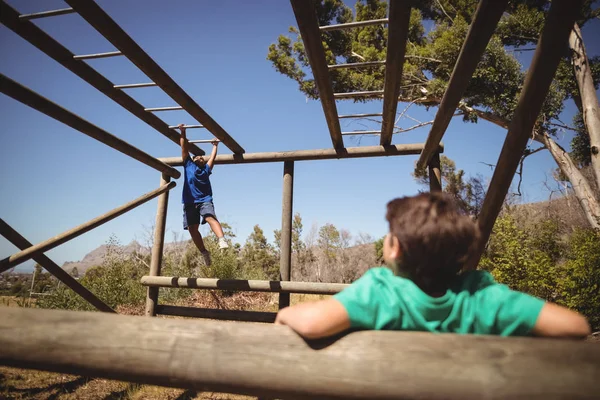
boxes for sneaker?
[201,250,212,266]
[218,237,229,250]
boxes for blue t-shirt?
[182,156,213,204]
[334,268,545,336]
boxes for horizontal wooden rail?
[0,219,115,313]
[156,305,276,323]
[0,182,176,270]
[1,307,598,399]
[328,60,385,70]
[0,74,180,179]
[113,82,157,89]
[159,143,441,166]
[73,50,122,60]
[141,276,348,295]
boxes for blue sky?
[1,0,599,272]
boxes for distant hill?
[61,241,148,274]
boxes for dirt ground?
[0,367,253,400]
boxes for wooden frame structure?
[2,307,600,399]
[0,0,593,397]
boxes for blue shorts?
[183,201,217,230]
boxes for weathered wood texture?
[470,0,582,269]
[429,152,442,192]
[569,23,600,190]
[1,307,599,399]
[0,182,176,270]
[64,0,245,154]
[0,1,205,157]
[0,74,180,179]
[159,143,441,166]
[141,276,348,295]
[380,0,412,146]
[0,220,115,313]
[290,0,343,149]
[145,174,171,317]
[156,305,276,323]
[416,0,509,169]
[279,161,294,309]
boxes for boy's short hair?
[386,192,480,293]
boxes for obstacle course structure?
[1,0,599,398]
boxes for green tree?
[558,228,600,330]
[243,225,279,280]
[268,0,600,226]
[318,223,341,263]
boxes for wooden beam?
[0,1,205,157]
[290,0,343,149]
[0,182,176,270]
[158,143,440,166]
[1,307,599,399]
[0,74,180,180]
[380,0,412,146]
[320,18,388,32]
[429,153,442,192]
[141,277,349,295]
[145,174,171,317]
[156,305,276,323]
[468,0,582,269]
[65,0,245,154]
[416,0,509,169]
[0,220,115,313]
[328,61,385,70]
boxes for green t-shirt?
[334,267,544,336]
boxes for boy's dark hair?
[386,192,480,293]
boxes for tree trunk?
[569,24,600,190]
[537,133,600,229]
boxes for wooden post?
[145,174,171,316]
[279,161,294,309]
[429,152,442,192]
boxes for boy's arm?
[275,298,351,339]
[531,302,591,338]
[207,139,219,170]
[179,124,189,162]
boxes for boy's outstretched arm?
[179,124,189,162]
[275,298,351,339]
[207,139,219,170]
[532,303,591,338]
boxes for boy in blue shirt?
[275,192,590,339]
[179,124,228,266]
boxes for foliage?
[558,228,600,329]
[318,223,341,263]
[414,155,486,215]
[243,225,279,280]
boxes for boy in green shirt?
[275,192,590,339]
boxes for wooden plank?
[468,0,582,269]
[0,220,115,313]
[0,182,176,270]
[65,0,245,154]
[158,143,441,166]
[0,74,180,180]
[156,305,276,323]
[1,307,599,399]
[416,0,509,169]
[141,276,348,294]
[145,174,171,317]
[0,1,205,157]
[380,0,412,146]
[290,0,343,149]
